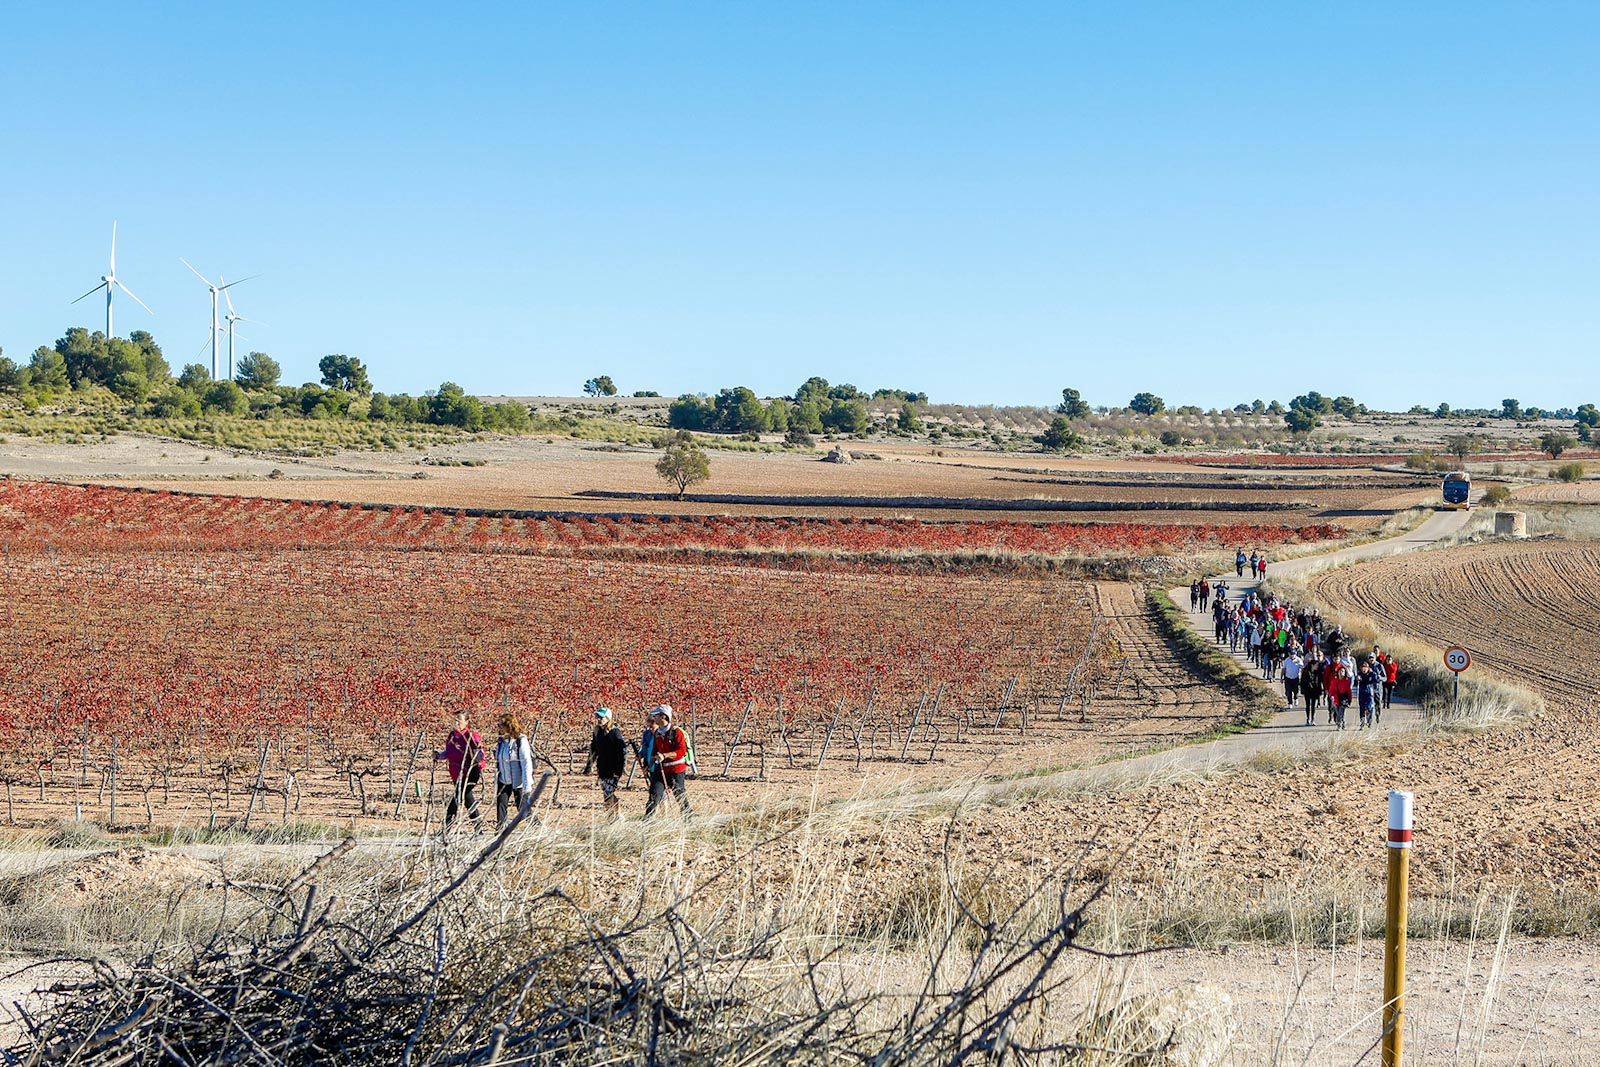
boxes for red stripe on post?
[1387,828,1412,844]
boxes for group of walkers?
[433,711,538,831]
[1193,556,1400,731]
[433,703,694,832]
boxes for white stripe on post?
[1387,790,1413,848]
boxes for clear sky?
[2,3,1597,411]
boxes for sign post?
[1443,646,1471,708]
[1382,790,1414,1067]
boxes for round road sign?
[1444,646,1471,673]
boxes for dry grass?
[6,769,1594,1065]
[2,798,1241,1065]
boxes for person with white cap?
[642,703,692,818]
[582,706,629,818]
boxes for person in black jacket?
[583,707,630,818]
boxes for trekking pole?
[1382,790,1413,1067]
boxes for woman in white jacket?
[492,712,535,829]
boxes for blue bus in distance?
[1443,471,1472,508]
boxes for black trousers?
[495,781,525,827]
[445,775,482,828]
[645,770,691,816]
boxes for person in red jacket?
[1325,664,1353,730]
[434,710,486,831]
[643,704,692,818]
[1382,653,1399,709]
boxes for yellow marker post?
[1382,789,1413,1067]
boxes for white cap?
[651,703,672,722]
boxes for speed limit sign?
[1444,646,1471,673]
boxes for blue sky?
[2,3,1597,410]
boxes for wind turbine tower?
[72,221,153,336]
[220,275,264,382]
[181,259,255,380]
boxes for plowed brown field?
[1513,481,1600,503]
[0,433,1427,527]
[1311,540,1600,704]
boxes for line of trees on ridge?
[0,328,530,431]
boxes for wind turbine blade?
[195,336,214,360]
[180,257,213,286]
[239,316,268,327]
[110,220,117,273]
[72,282,108,304]
[233,332,251,344]
[218,274,259,291]
[114,279,155,315]
[220,275,236,316]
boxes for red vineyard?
[0,481,1307,827]
[0,481,1345,559]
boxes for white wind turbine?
[72,221,153,337]
[219,275,265,382]
[180,259,256,380]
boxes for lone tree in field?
[1054,387,1090,419]
[1445,434,1483,463]
[656,431,710,499]
[584,375,618,397]
[1128,392,1165,416]
[1541,431,1577,459]
[1036,416,1081,451]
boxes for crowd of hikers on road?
[433,704,694,833]
[1191,556,1399,731]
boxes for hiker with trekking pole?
[639,703,693,818]
[434,710,487,832]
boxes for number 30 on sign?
[1443,646,1471,673]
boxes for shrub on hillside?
[1481,485,1511,506]
[1553,462,1586,482]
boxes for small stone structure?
[1494,511,1528,538]
[822,447,854,464]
